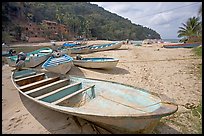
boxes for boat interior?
[13,69,95,107]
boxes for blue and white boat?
[42,54,73,74]
[73,57,119,69]
[11,68,178,134]
[88,42,123,52]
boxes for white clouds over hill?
[91,2,201,39]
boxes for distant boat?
[163,43,201,48]
[63,40,87,48]
[63,43,80,48]
[73,57,119,69]
[89,42,123,52]
[70,45,94,54]
[6,47,53,68]
[70,42,122,54]
[11,68,178,134]
[42,54,73,74]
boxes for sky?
[90,2,202,39]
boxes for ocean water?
[129,39,181,46]
[162,39,180,43]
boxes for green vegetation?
[2,2,161,43]
[192,46,202,79]
[177,5,202,43]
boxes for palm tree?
[177,17,201,42]
[198,5,202,18]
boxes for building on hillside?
[21,20,70,42]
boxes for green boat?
[6,47,53,68]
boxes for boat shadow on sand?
[75,67,130,75]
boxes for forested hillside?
[2,2,161,43]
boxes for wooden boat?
[163,43,201,48]
[6,47,53,68]
[73,57,119,69]
[88,42,123,52]
[11,68,178,134]
[42,54,73,74]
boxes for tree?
[198,4,202,18]
[177,17,201,42]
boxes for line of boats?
[4,41,178,133]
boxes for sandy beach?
[2,41,202,134]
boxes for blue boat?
[63,43,79,47]
[42,54,73,74]
[11,68,178,134]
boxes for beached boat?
[163,43,201,48]
[70,45,94,54]
[42,54,73,74]
[73,57,119,69]
[62,43,81,48]
[88,42,123,52]
[70,42,122,54]
[6,47,53,68]
[11,68,178,134]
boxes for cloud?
[90,2,202,39]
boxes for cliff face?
[2,2,161,43]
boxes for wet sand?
[2,41,202,134]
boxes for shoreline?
[2,41,202,134]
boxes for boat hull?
[6,48,52,68]
[11,69,178,134]
[90,42,122,52]
[163,43,201,48]
[42,54,73,74]
[44,61,73,74]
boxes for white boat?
[68,42,122,54]
[6,47,53,68]
[73,57,119,69]
[11,68,178,134]
[42,54,73,74]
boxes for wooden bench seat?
[14,70,37,79]
[25,78,70,97]
[51,85,95,105]
[15,73,45,86]
[35,82,81,100]
[19,76,60,92]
